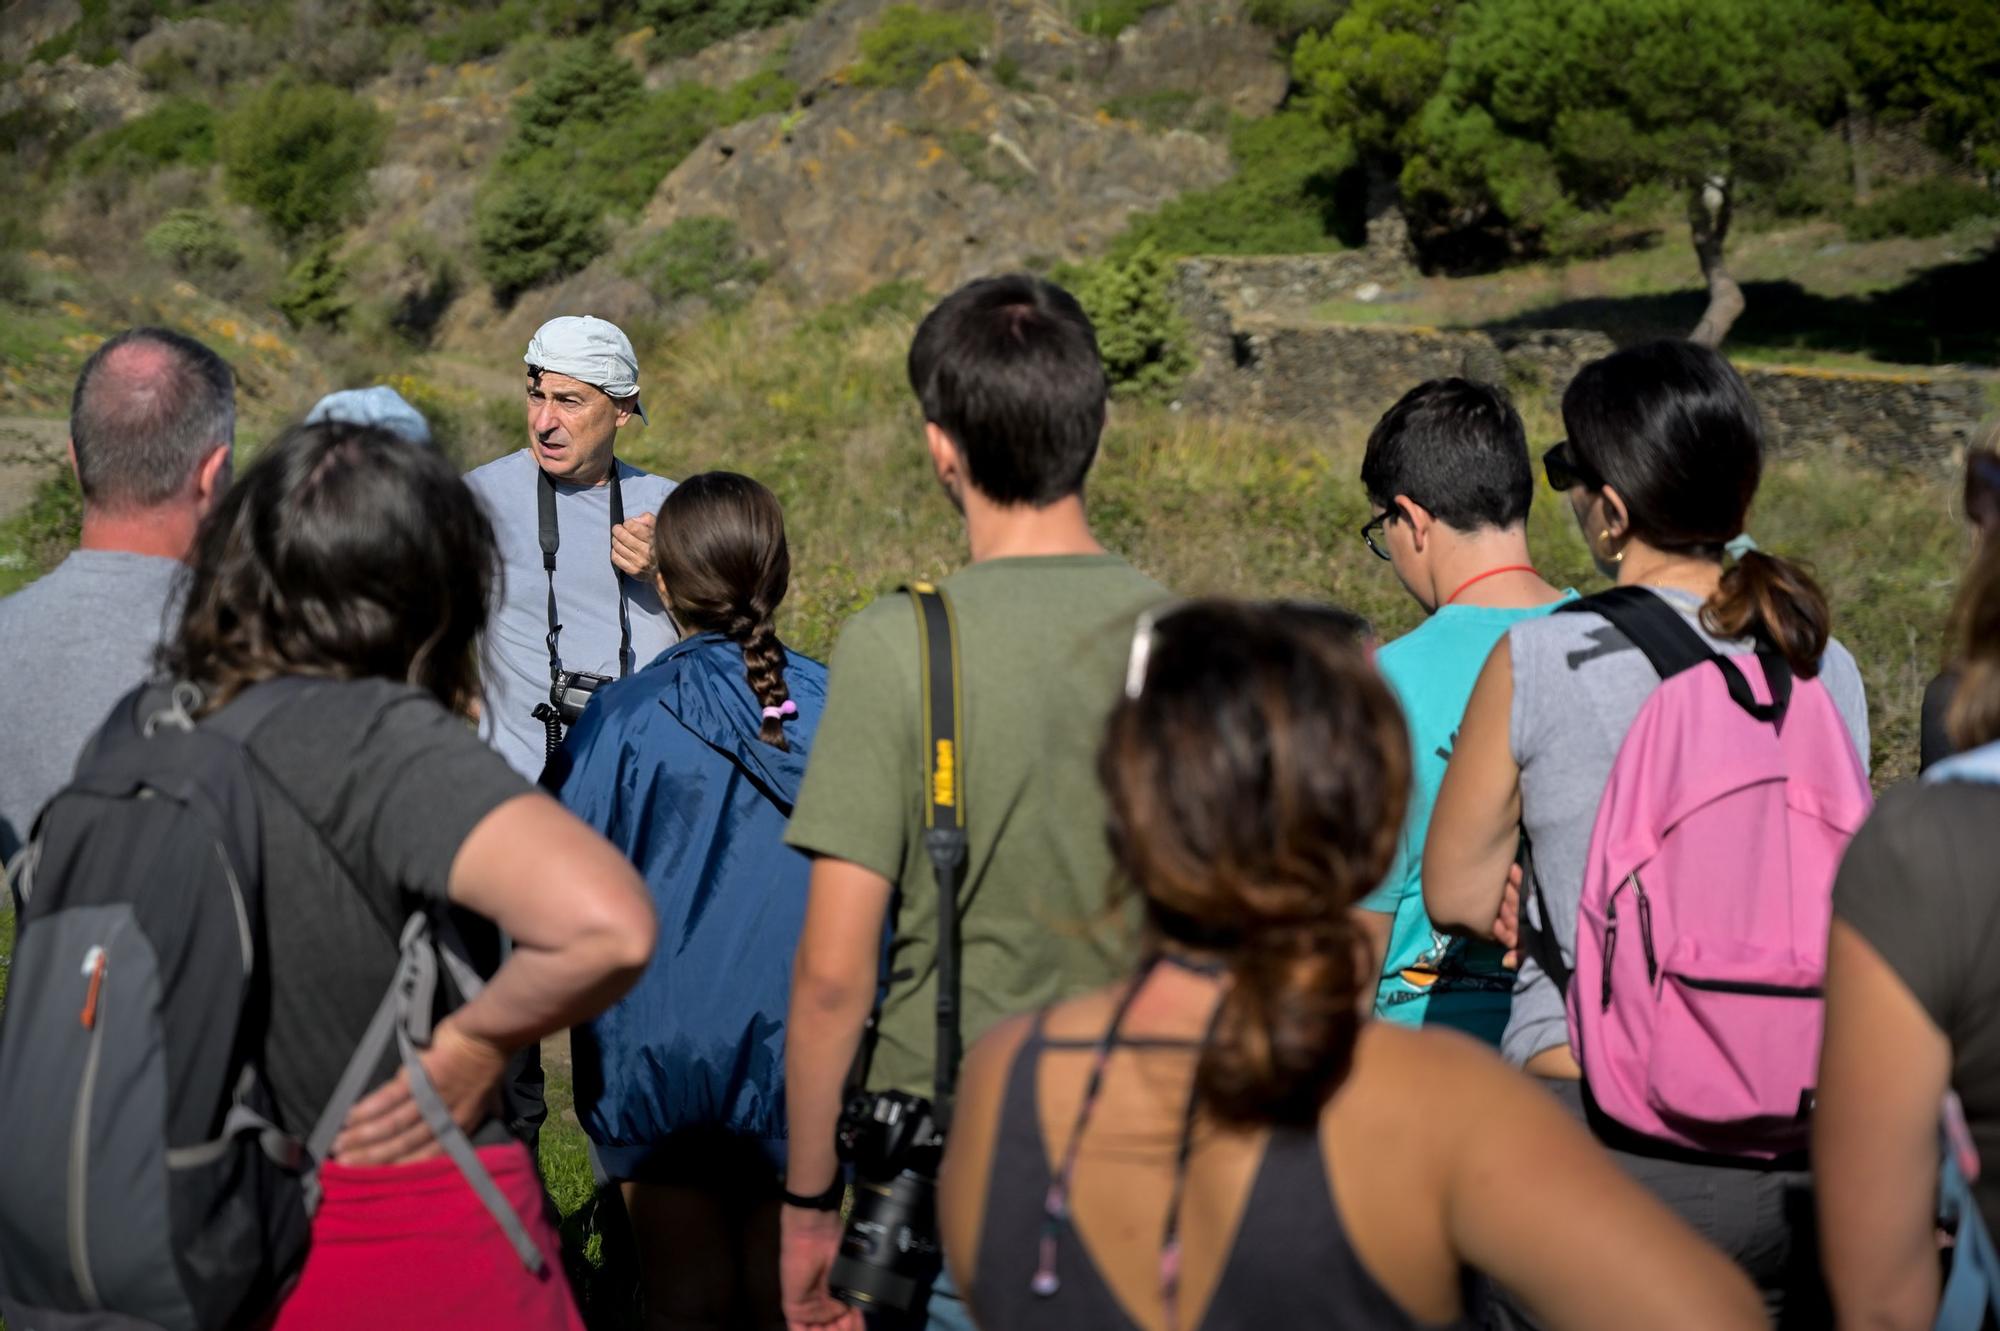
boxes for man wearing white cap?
[464,315,677,780]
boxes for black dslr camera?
[830,1090,946,1319]
[540,668,613,728]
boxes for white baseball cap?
[523,315,648,424]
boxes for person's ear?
[612,398,636,429]
[924,422,963,494]
[1599,485,1632,542]
[66,438,81,486]
[1395,495,1434,553]
[194,443,231,511]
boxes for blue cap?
[304,385,434,447]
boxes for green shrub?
[1843,177,2000,241]
[625,216,769,307]
[1062,242,1193,399]
[475,183,608,303]
[717,67,798,121]
[425,2,529,63]
[639,0,818,62]
[1076,0,1169,39]
[276,241,353,329]
[220,79,386,242]
[142,209,244,274]
[1109,109,1357,257]
[805,279,933,335]
[1244,0,1347,43]
[70,98,218,178]
[850,6,988,89]
[475,43,788,303]
[1103,90,1226,135]
[992,54,1027,89]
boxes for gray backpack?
[0,678,542,1331]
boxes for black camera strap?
[909,583,967,1128]
[536,463,634,684]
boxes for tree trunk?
[1686,177,1744,349]
[1362,153,1416,267]
[1845,95,1873,203]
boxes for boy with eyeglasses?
[1353,379,1572,1043]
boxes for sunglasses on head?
[1542,441,1602,493]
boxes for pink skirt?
[270,1142,583,1330]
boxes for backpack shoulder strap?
[1563,586,1791,726]
[904,582,967,1124]
[1938,1091,2000,1329]
[1560,586,1713,680]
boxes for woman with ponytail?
[938,600,1762,1331]
[1424,340,1871,1325]
[546,471,827,1331]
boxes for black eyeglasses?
[1360,509,1397,561]
[1542,440,1602,493]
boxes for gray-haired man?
[464,315,678,780]
[0,327,236,863]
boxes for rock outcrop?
[647,57,1234,303]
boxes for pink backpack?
[1523,588,1873,1157]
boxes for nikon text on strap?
[908,583,967,1126]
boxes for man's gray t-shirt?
[1503,588,1870,1068]
[0,549,184,860]
[464,448,676,779]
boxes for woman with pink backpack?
[1423,340,1872,1326]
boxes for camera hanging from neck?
[531,463,633,762]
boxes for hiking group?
[0,274,1993,1331]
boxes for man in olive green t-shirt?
[779,275,1166,1331]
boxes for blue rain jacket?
[548,631,828,1172]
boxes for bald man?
[0,327,235,863]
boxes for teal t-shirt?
[1362,594,1576,1041]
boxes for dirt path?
[0,416,67,524]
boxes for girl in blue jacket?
[549,471,826,1331]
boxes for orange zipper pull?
[80,946,106,1030]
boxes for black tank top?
[971,1017,1469,1331]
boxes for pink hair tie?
[761,700,798,721]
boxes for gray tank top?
[1501,588,1870,1067]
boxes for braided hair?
[653,472,794,749]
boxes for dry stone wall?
[1175,259,1992,471]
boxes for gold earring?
[1599,528,1624,564]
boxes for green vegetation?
[276,242,353,330]
[1103,90,1227,136]
[220,79,387,243]
[638,0,817,61]
[1063,243,1195,399]
[849,6,988,89]
[142,209,245,275]
[1111,110,1357,257]
[624,216,769,308]
[1293,0,1450,214]
[1851,0,2000,174]
[1075,0,1170,39]
[0,468,83,598]
[29,0,154,66]
[475,40,794,303]
[1404,0,1850,343]
[70,98,218,178]
[1844,178,2000,241]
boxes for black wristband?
[782,1175,846,1212]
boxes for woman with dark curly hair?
[167,421,655,1327]
[937,600,1761,1331]
[547,471,830,1331]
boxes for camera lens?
[830,1168,943,1317]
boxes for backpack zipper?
[70,943,108,1309]
[1600,892,1619,1010]
[1631,873,1658,985]
[1673,975,1824,999]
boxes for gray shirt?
[1502,588,1870,1068]
[0,549,184,860]
[463,449,677,779]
